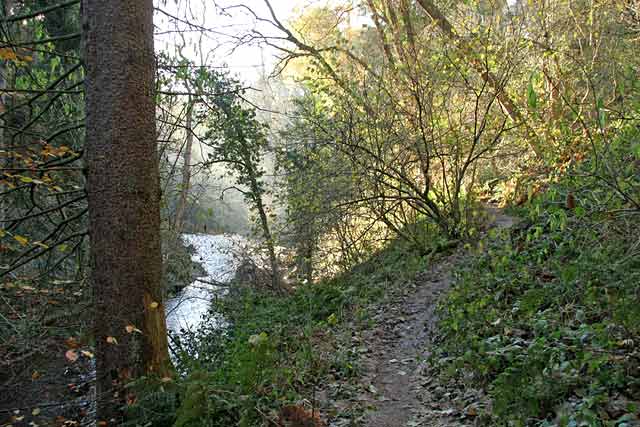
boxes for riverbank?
[133,220,459,426]
[0,232,244,427]
[166,233,246,336]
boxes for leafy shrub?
[155,230,432,426]
[434,142,640,426]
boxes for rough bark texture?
[1,0,14,226]
[82,0,171,422]
[0,10,7,227]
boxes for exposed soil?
[1,210,515,427]
[0,291,94,427]
[320,208,515,427]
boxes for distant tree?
[173,96,194,233]
[172,43,198,234]
[199,73,282,290]
[82,0,171,421]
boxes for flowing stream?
[67,234,245,425]
[166,233,245,335]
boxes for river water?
[165,233,245,335]
[38,234,245,426]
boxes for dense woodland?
[0,0,639,426]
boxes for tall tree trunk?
[174,99,194,233]
[248,169,281,291]
[82,0,171,422]
[295,224,314,285]
[1,0,14,227]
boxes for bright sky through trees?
[155,0,371,82]
[3,0,638,425]
[155,0,302,81]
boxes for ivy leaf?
[527,77,538,111]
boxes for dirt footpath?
[320,208,515,427]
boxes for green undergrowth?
[127,232,433,427]
[434,173,640,424]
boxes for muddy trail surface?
[320,208,515,427]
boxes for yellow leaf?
[106,336,118,345]
[65,349,79,362]
[0,47,17,61]
[80,350,94,358]
[327,313,338,326]
[13,235,28,246]
[149,301,159,309]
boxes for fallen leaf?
[125,325,142,334]
[81,350,94,358]
[126,393,137,406]
[31,408,40,416]
[65,349,78,363]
